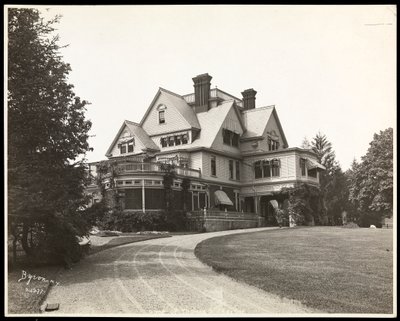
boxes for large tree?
[311,132,348,225]
[8,8,92,264]
[348,128,393,226]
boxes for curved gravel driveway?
[44,227,318,316]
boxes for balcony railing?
[116,161,201,178]
[182,89,243,107]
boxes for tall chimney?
[192,73,212,113]
[241,88,257,110]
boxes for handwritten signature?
[18,270,60,286]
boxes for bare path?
[43,227,319,316]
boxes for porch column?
[142,179,145,213]
[254,196,260,215]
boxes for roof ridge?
[125,119,141,126]
[159,87,184,99]
[242,105,275,113]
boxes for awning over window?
[269,200,279,209]
[306,159,326,170]
[119,137,134,144]
[214,190,234,206]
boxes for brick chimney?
[241,88,257,110]
[192,73,212,113]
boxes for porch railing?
[187,210,259,219]
[116,162,201,178]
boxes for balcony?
[116,161,201,178]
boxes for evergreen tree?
[301,136,312,149]
[8,8,92,264]
[311,132,347,225]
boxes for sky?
[8,5,397,170]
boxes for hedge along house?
[86,73,325,231]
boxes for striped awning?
[269,200,279,209]
[307,159,326,170]
[214,190,234,206]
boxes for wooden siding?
[202,151,241,185]
[190,151,203,173]
[142,92,192,136]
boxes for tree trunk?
[21,222,33,256]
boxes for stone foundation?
[186,212,264,232]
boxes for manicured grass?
[195,227,393,314]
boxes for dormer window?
[222,129,240,147]
[159,110,165,124]
[268,137,279,151]
[118,137,135,154]
[120,144,127,154]
[159,132,189,148]
[128,141,134,153]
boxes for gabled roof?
[140,87,201,130]
[105,120,159,157]
[241,106,289,148]
[194,100,237,148]
[153,100,237,152]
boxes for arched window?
[157,104,167,124]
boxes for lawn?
[195,226,394,314]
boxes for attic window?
[222,129,240,147]
[119,138,135,154]
[268,137,279,151]
[159,111,165,124]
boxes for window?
[235,161,240,180]
[211,156,217,176]
[300,158,307,176]
[120,144,126,154]
[222,129,240,147]
[308,168,317,178]
[128,141,134,153]
[268,138,279,151]
[232,133,240,147]
[254,161,262,179]
[168,136,174,147]
[160,132,189,148]
[160,137,167,148]
[229,160,234,179]
[255,159,280,178]
[223,129,231,144]
[263,160,271,178]
[159,110,165,124]
[271,159,280,177]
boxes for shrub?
[342,222,360,228]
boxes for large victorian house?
[86,73,325,231]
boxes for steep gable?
[141,88,200,136]
[241,106,288,148]
[106,120,159,158]
[264,108,288,148]
[210,102,245,154]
